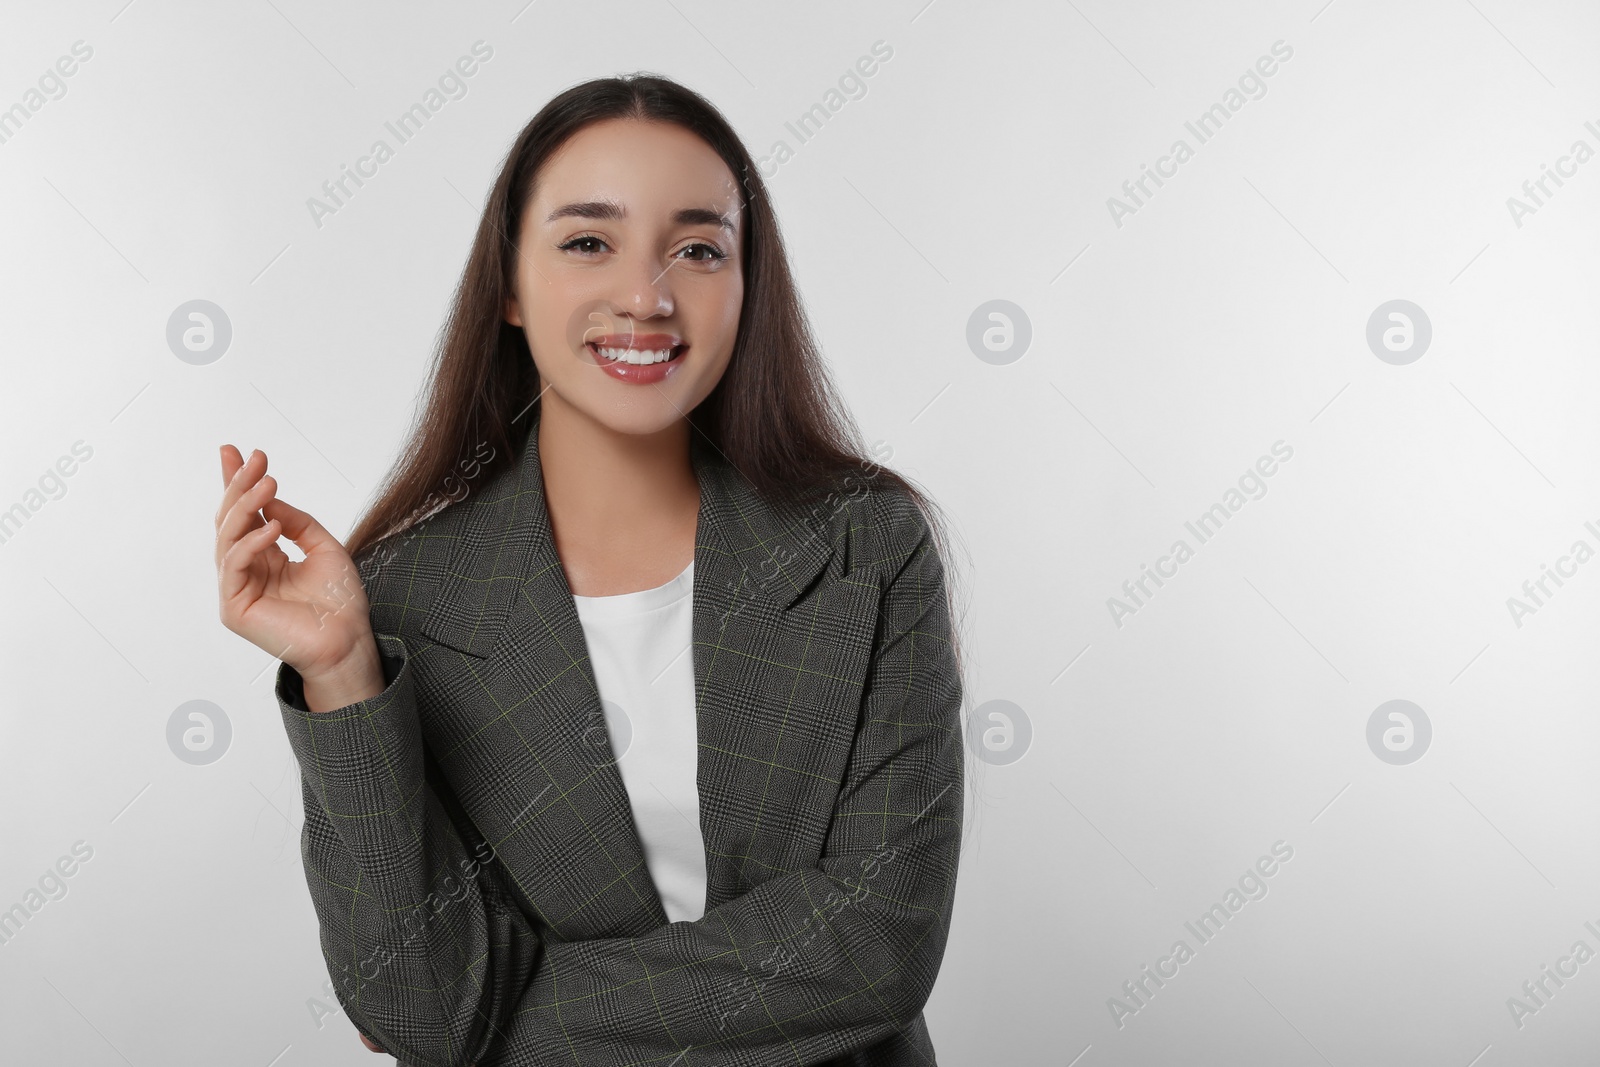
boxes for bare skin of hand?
[358,1033,385,1053]
[214,444,386,713]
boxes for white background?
[1,1,1598,1063]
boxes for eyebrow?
[544,199,736,233]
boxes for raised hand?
[214,444,385,712]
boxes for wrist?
[298,637,386,713]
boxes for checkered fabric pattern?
[275,410,964,1066]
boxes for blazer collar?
[414,408,849,936]
[420,407,837,660]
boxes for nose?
[618,251,675,319]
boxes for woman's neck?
[536,402,700,597]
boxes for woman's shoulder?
[349,499,476,632]
[809,463,936,582]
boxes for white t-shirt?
[571,559,707,924]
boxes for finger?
[218,516,281,604]
[358,1033,385,1052]
[215,448,266,529]
[219,444,244,489]
[216,446,251,538]
[215,473,278,568]
[262,494,344,559]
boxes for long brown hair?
[345,73,976,801]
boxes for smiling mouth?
[587,342,686,366]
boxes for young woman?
[213,74,967,1065]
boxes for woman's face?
[505,117,745,435]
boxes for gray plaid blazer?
[275,410,964,1066]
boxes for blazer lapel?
[418,410,851,941]
[684,429,879,914]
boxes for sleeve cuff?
[274,632,429,864]
[275,632,408,718]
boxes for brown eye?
[559,235,608,255]
[677,242,727,262]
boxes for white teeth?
[596,346,675,365]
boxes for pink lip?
[586,338,687,385]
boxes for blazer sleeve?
[279,498,965,1067]
[276,633,544,1065]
